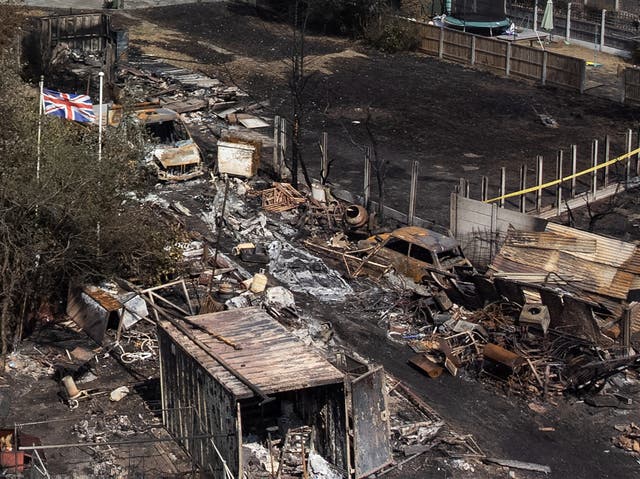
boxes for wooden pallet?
[258,182,306,212]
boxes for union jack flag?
[43,89,95,123]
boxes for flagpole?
[98,71,104,164]
[36,75,43,183]
[97,71,104,259]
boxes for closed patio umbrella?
[541,0,554,31]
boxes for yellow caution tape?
[484,146,640,204]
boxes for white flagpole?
[97,71,104,258]
[98,71,104,163]
[36,75,43,183]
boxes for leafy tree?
[0,56,181,358]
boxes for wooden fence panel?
[408,21,585,93]
[40,13,111,51]
[417,23,440,55]
[546,52,585,90]
[624,68,640,104]
[474,36,508,75]
[509,44,544,81]
[442,29,473,63]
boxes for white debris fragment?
[242,442,279,474]
[110,386,130,402]
[264,286,296,310]
[308,451,343,479]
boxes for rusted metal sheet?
[409,354,444,378]
[351,367,392,478]
[483,343,524,371]
[506,231,596,253]
[158,307,344,399]
[491,224,640,302]
[155,141,201,168]
[385,226,459,255]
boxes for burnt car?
[136,107,204,181]
[359,226,475,287]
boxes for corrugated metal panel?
[493,245,635,300]
[492,225,640,302]
[158,307,344,399]
[546,223,640,274]
[506,230,596,253]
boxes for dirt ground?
[112,3,640,226]
[7,3,640,478]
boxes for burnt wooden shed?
[158,307,391,478]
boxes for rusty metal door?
[351,367,392,478]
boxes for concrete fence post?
[364,147,372,211]
[541,51,548,86]
[566,2,572,41]
[534,3,538,32]
[506,43,512,77]
[470,35,476,65]
[408,161,419,226]
[600,10,606,50]
[321,131,329,183]
[439,27,444,59]
[273,115,281,178]
[481,175,489,202]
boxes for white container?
[311,182,327,203]
[250,272,268,293]
[217,140,259,178]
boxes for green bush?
[364,15,419,52]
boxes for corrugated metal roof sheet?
[546,223,640,274]
[490,224,640,302]
[159,307,344,399]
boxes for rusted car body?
[359,226,474,286]
[136,108,204,181]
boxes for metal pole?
[321,131,328,184]
[636,128,640,176]
[534,3,538,32]
[364,147,371,211]
[19,434,220,451]
[556,150,563,216]
[408,160,419,226]
[279,117,287,178]
[604,134,610,187]
[570,144,577,198]
[273,115,281,179]
[499,166,506,208]
[37,75,44,183]
[535,156,543,212]
[591,139,598,197]
[519,164,527,213]
[481,175,489,202]
[98,71,104,164]
[626,129,632,186]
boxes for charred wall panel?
[351,367,392,478]
[158,328,239,477]
[293,384,348,472]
